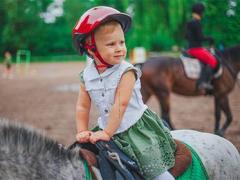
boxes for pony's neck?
[58,154,87,179]
[220,46,240,78]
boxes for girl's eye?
[106,42,114,46]
[120,41,125,44]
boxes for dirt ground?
[0,62,240,150]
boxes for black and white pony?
[0,119,239,180]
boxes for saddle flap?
[169,139,192,177]
[79,148,97,167]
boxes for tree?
[1,0,50,55]
[204,0,240,47]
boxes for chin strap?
[85,33,112,69]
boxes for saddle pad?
[176,143,208,180]
[180,55,201,79]
[180,55,223,80]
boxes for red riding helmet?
[72,6,132,56]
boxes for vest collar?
[85,61,122,81]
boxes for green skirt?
[113,109,176,180]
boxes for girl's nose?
[116,43,124,52]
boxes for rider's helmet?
[72,6,131,67]
[192,2,205,16]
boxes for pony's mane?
[0,119,74,160]
[220,45,240,62]
[0,119,86,179]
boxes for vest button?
[102,93,104,97]
[100,79,103,82]
[104,109,108,113]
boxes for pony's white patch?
[171,130,240,180]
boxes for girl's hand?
[89,130,110,144]
[76,130,92,143]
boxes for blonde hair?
[95,21,121,34]
[85,21,122,44]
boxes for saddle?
[69,140,143,180]
[69,139,192,179]
[180,50,223,80]
[169,139,192,177]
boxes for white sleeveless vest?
[83,60,147,134]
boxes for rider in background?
[73,6,176,180]
[185,2,218,91]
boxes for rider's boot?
[197,65,214,91]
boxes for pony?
[0,119,239,179]
[138,45,240,136]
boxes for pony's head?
[226,45,240,71]
[0,119,86,180]
[223,45,240,62]
[218,45,240,73]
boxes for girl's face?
[94,22,127,65]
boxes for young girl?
[73,6,176,180]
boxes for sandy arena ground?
[0,62,240,150]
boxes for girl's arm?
[76,82,92,142]
[104,70,136,136]
[90,70,136,143]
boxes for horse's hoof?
[162,120,173,130]
[215,130,224,137]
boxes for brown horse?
[138,45,240,136]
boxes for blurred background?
[0,0,240,150]
[0,0,239,60]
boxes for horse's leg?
[140,75,152,103]
[214,97,221,134]
[155,89,174,130]
[216,96,232,136]
[141,85,151,103]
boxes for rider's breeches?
[187,47,217,69]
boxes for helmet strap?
[85,33,112,69]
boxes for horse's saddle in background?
[69,139,192,180]
[180,51,223,80]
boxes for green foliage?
[1,0,46,54]
[126,0,194,51]
[0,0,240,59]
[204,0,240,47]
